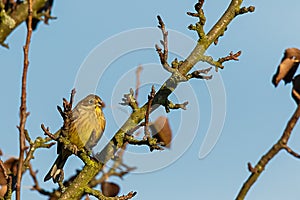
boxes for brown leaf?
[285,48,300,60]
[272,48,300,87]
[101,182,120,197]
[0,185,7,198]
[150,116,172,148]
[0,157,18,185]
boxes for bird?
[272,48,300,87]
[292,75,300,104]
[44,94,106,183]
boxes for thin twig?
[156,15,174,73]
[218,51,241,63]
[0,159,8,180]
[186,67,213,80]
[135,65,143,104]
[84,187,136,200]
[144,86,155,139]
[283,145,300,158]
[120,88,139,111]
[16,0,33,199]
[236,104,300,199]
[28,163,52,196]
[41,124,57,140]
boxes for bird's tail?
[44,151,70,183]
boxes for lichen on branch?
[0,0,51,48]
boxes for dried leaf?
[285,48,300,60]
[0,157,18,185]
[0,185,7,198]
[272,48,300,87]
[150,116,172,148]
[101,182,120,197]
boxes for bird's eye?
[88,99,94,104]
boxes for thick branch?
[60,1,251,198]
[0,0,48,47]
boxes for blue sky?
[2,0,300,199]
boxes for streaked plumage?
[44,94,105,182]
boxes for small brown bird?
[44,94,106,182]
[292,75,300,104]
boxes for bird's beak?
[99,100,105,108]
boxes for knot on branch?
[171,58,183,69]
[237,6,255,15]
[199,51,241,71]
[247,162,257,173]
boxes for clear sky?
[1,0,300,199]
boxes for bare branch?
[236,104,300,199]
[0,159,8,180]
[156,15,174,73]
[28,164,53,197]
[125,135,163,151]
[144,86,155,139]
[218,51,242,63]
[187,0,206,39]
[120,88,139,111]
[199,51,241,72]
[84,187,136,200]
[135,65,143,103]
[283,145,300,158]
[16,0,33,199]
[186,67,213,80]
[61,1,252,198]
[41,124,58,140]
[163,99,189,113]
[247,162,257,173]
[237,6,255,15]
